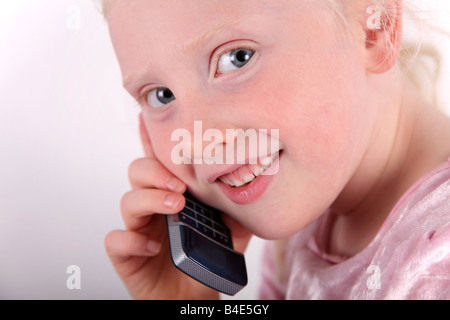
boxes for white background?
[0,0,449,299]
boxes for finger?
[128,157,186,192]
[139,113,156,159]
[120,189,185,231]
[104,229,162,264]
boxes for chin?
[243,218,306,241]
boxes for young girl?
[102,0,450,299]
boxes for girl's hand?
[104,114,251,300]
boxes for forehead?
[107,0,277,27]
[108,0,270,49]
[106,0,334,90]
[107,1,291,75]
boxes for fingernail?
[163,193,182,209]
[146,241,161,254]
[166,177,184,192]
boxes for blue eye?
[147,87,175,108]
[217,48,255,74]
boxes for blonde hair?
[324,0,441,106]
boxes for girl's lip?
[216,151,282,205]
[206,152,279,184]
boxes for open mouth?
[215,151,282,205]
[217,151,281,188]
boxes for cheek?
[299,101,360,166]
[274,46,368,167]
[254,65,365,165]
[142,117,183,174]
[245,48,371,233]
[230,56,369,195]
[144,118,206,183]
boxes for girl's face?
[108,0,376,239]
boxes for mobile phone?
[166,192,248,296]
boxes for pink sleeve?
[258,242,286,300]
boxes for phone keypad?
[178,194,233,249]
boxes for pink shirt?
[259,160,450,299]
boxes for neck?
[328,67,450,257]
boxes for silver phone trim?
[166,215,245,296]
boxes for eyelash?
[136,92,149,108]
[212,45,255,77]
[137,44,256,108]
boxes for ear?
[364,0,403,74]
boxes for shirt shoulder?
[369,161,450,299]
[390,161,450,224]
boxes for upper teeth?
[218,153,278,188]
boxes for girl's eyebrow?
[123,14,258,90]
[180,14,257,55]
